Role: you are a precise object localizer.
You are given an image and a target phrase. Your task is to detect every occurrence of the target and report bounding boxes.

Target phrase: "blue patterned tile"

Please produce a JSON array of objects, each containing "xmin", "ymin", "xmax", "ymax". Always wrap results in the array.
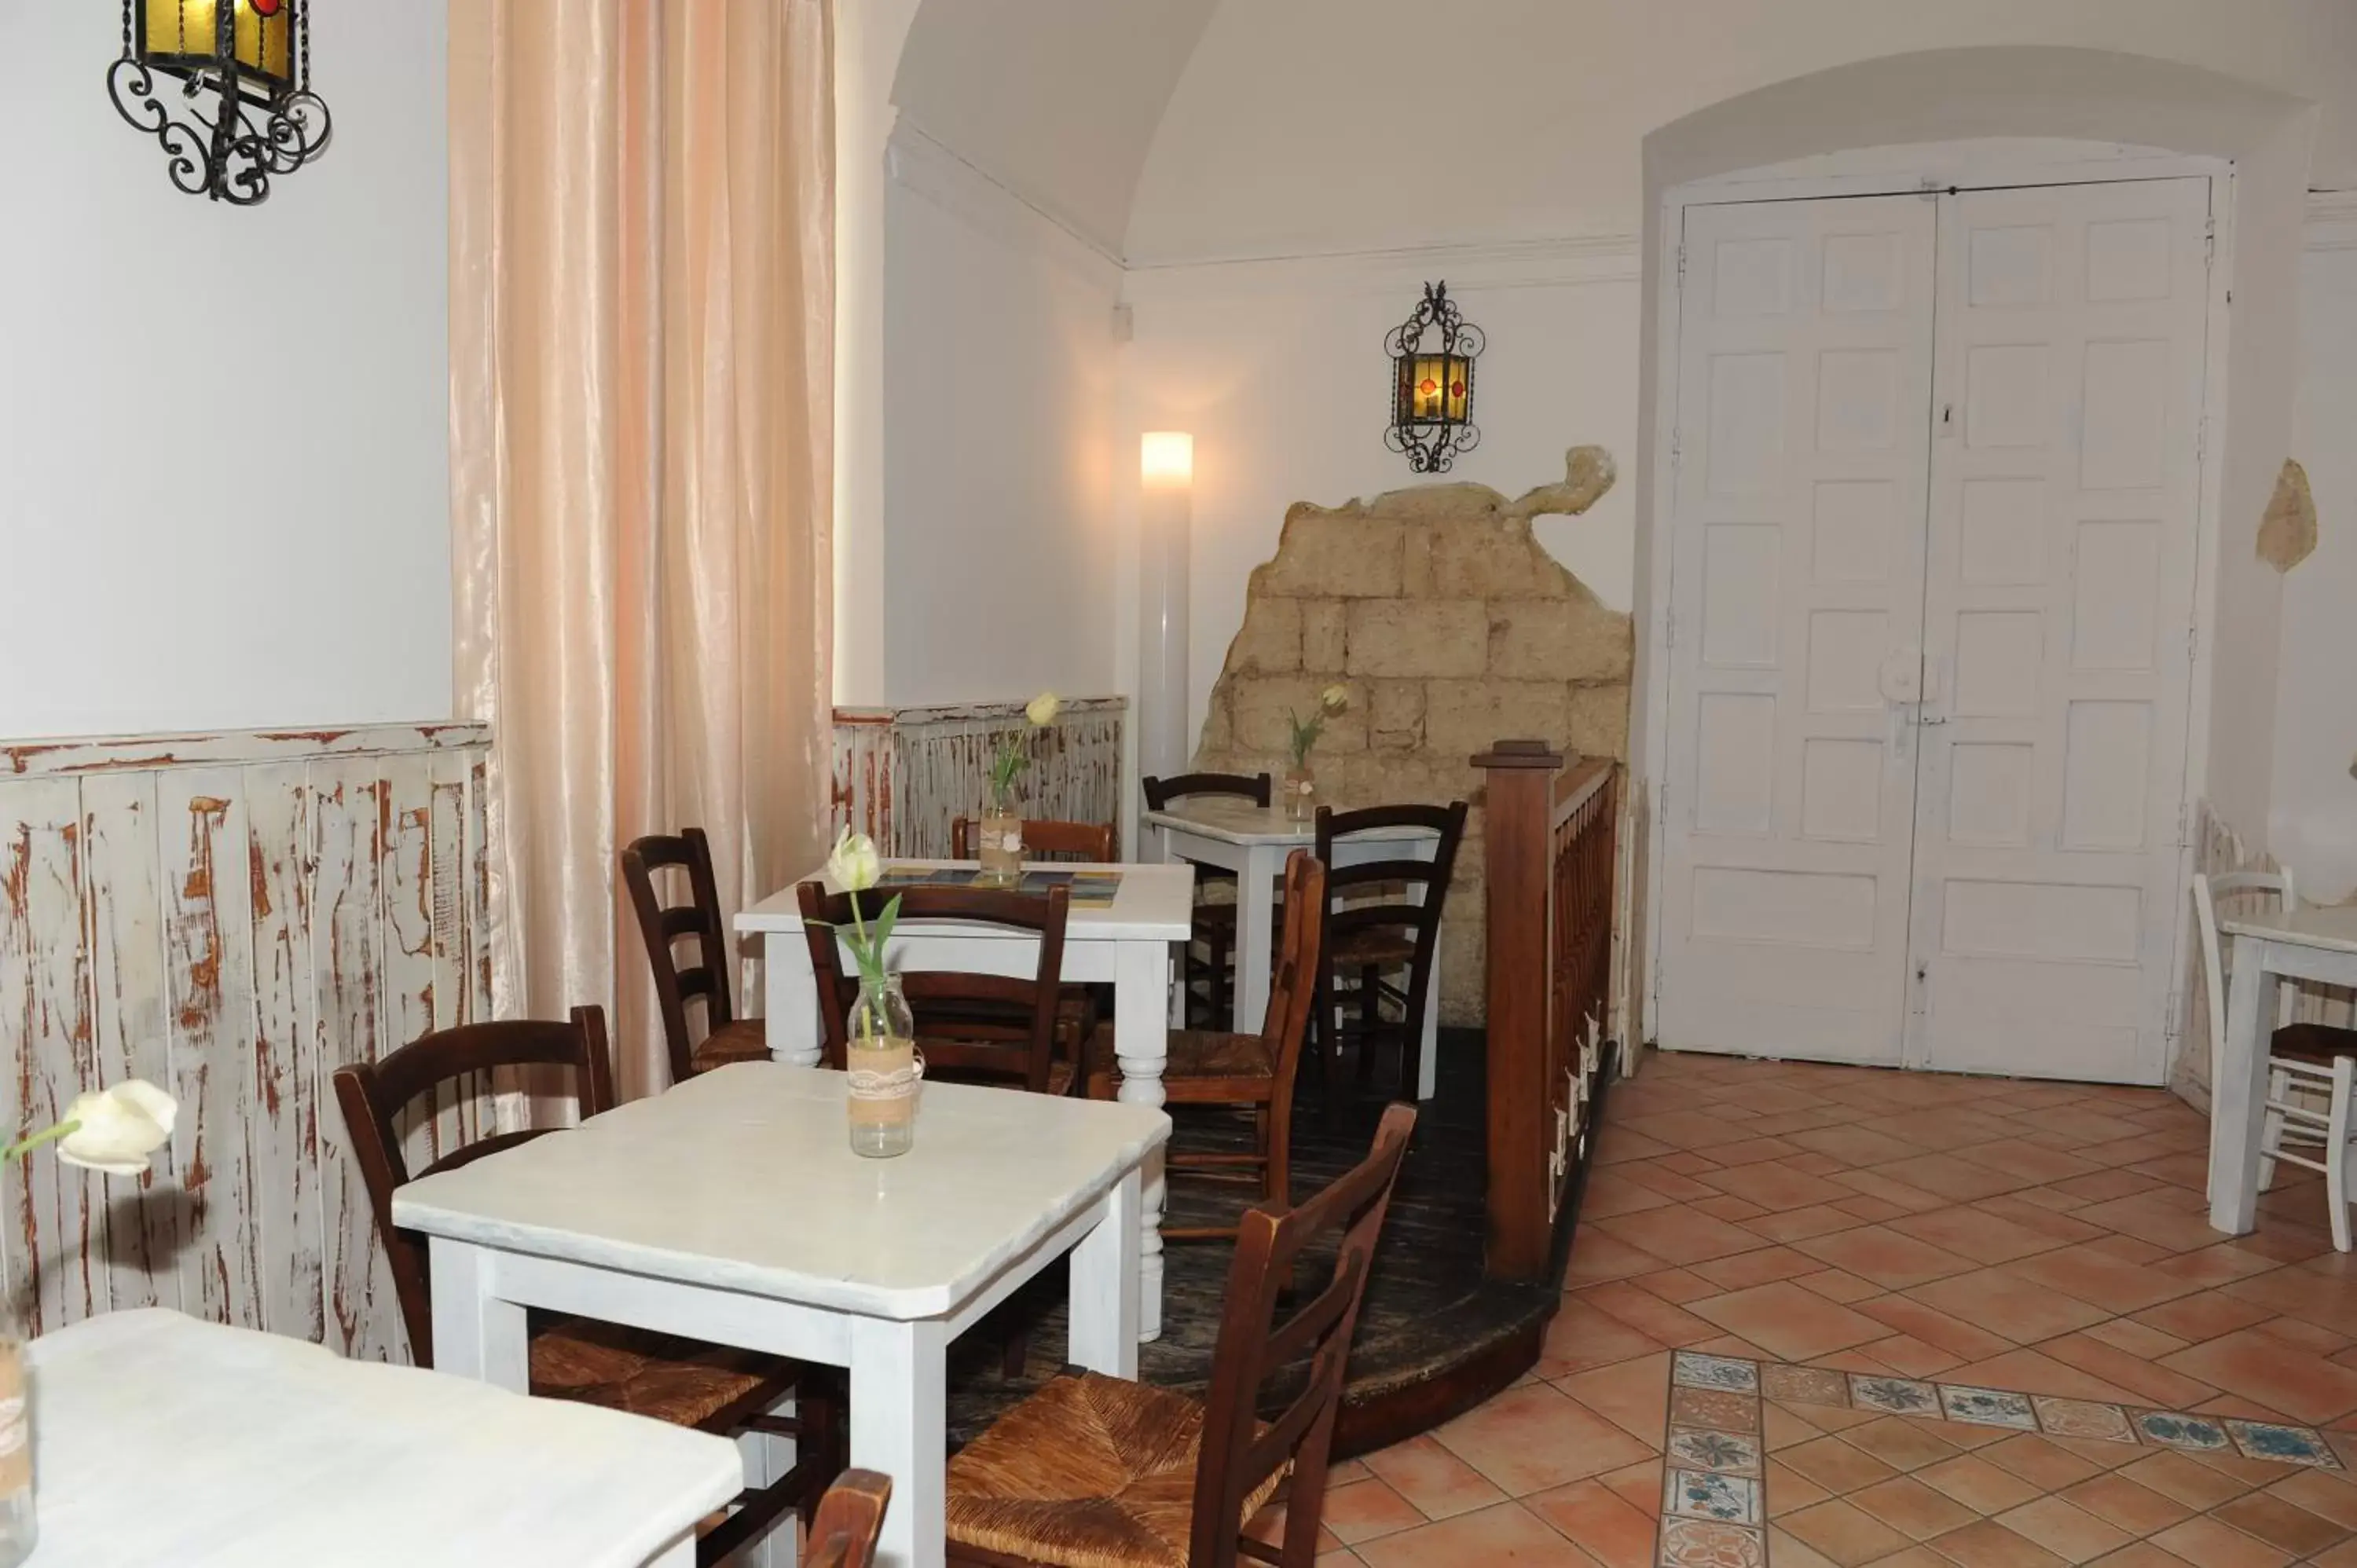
[
  {"xmin": 1938, "ymin": 1386, "xmax": 2038, "ymax": 1430},
  {"xmin": 1666, "ymin": 1427, "xmax": 1761, "ymax": 1478},
  {"xmin": 2226, "ymin": 1419, "xmax": 2342, "ymax": 1469},
  {"xmin": 1849, "ymin": 1376, "xmax": 1940, "ymax": 1416},
  {"xmin": 1666, "ymin": 1469, "xmax": 1761, "ymax": 1526},
  {"xmin": 1673, "ymin": 1352, "xmax": 1761, "ymax": 1393},
  {"xmin": 2133, "ymin": 1411, "xmax": 2231, "ymax": 1453}
]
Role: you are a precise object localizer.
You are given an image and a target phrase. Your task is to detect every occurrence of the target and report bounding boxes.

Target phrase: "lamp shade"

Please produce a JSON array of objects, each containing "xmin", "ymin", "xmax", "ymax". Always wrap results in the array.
[
  {"xmin": 139, "ymin": 0, "xmax": 296, "ymax": 100},
  {"xmin": 1141, "ymin": 432, "xmax": 1194, "ymax": 487}
]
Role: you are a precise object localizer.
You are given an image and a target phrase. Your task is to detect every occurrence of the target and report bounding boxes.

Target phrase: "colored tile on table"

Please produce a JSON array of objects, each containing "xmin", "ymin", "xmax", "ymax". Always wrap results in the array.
[
  {"xmin": 1664, "ymin": 1469, "xmax": 1760, "ymax": 1526},
  {"xmin": 1850, "ymin": 1375, "xmax": 1941, "ymax": 1417},
  {"xmin": 1941, "ymin": 1386, "xmax": 2040, "ymax": 1431},
  {"xmin": 2132, "ymin": 1409, "xmax": 2232, "ymax": 1452},
  {"xmin": 1761, "ymin": 1362, "xmax": 1851, "ymax": 1408},
  {"xmin": 1664, "ymin": 1427, "xmax": 1761, "ymax": 1478},
  {"xmin": 2227, "ymin": 1418, "xmax": 2344, "ymax": 1469},
  {"xmin": 2030, "ymin": 1397, "xmax": 2137, "ymax": 1444},
  {"xmin": 1672, "ymin": 1351, "xmax": 1760, "ymax": 1394}
]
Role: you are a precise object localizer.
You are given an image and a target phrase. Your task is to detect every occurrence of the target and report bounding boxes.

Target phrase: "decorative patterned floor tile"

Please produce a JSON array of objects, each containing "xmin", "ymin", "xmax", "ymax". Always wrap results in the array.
[
  {"xmin": 1655, "ymin": 1516, "xmax": 1765, "ymax": 1568},
  {"xmin": 1666, "ymin": 1427, "xmax": 1761, "ymax": 1478},
  {"xmin": 1672, "ymin": 1351, "xmax": 1761, "ymax": 1393},
  {"xmin": 1669, "ymin": 1386, "xmax": 1759, "ymax": 1434},
  {"xmin": 1665, "ymin": 1469, "xmax": 1760, "ymax": 1526},
  {"xmin": 1760, "ymin": 1363, "xmax": 1849, "ymax": 1407},
  {"xmin": 2135, "ymin": 1410, "xmax": 2233, "ymax": 1452},
  {"xmin": 1937, "ymin": 1386, "xmax": 2040, "ymax": 1430},
  {"xmin": 2031, "ymin": 1396, "xmax": 2138, "ymax": 1443},
  {"xmin": 1849, "ymin": 1375, "xmax": 1941, "ymax": 1416},
  {"xmin": 2227, "ymin": 1419, "xmax": 2342, "ymax": 1468}
]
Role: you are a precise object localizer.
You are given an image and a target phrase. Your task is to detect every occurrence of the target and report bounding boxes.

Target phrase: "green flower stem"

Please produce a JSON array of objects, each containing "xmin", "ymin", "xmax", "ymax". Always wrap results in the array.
[{"xmin": 3, "ymin": 1119, "xmax": 79, "ymax": 1163}]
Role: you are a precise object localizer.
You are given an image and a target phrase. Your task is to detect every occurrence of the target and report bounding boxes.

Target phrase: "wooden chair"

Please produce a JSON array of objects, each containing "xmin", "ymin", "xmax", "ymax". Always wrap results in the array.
[
  {"xmin": 806, "ymin": 1469, "xmax": 893, "ymax": 1568},
  {"xmin": 951, "ymin": 815, "xmax": 1116, "ymax": 862},
  {"xmin": 943, "ymin": 1101, "xmax": 1418, "ymax": 1567},
  {"xmin": 1143, "ymin": 771, "xmax": 1273, "ymax": 1029},
  {"xmin": 329, "ymin": 1009, "xmax": 840, "ymax": 1562},
  {"xmin": 621, "ymin": 829, "xmax": 770, "ymax": 1085},
  {"xmin": 1312, "ymin": 801, "xmax": 1468, "ymax": 1102},
  {"xmin": 1093, "ymin": 851, "xmax": 1325, "ymax": 1242},
  {"xmin": 799, "ymin": 881, "xmax": 1078, "ymax": 1096},
  {"xmin": 2192, "ymin": 870, "xmax": 2357, "ymax": 1250}
]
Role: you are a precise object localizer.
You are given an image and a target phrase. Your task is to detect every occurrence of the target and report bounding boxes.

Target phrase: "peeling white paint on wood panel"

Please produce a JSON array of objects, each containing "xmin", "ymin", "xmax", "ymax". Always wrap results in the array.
[
  {"xmin": 0, "ymin": 730, "xmax": 491, "ymax": 1363},
  {"xmin": 830, "ymin": 698, "xmax": 1127, "ymax": 858}
]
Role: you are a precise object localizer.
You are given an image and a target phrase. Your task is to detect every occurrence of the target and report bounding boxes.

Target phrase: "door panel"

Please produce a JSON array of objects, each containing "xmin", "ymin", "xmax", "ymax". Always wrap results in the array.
[
  {"xmin": 1906, "ymin": 180, "xmax": 2210, "ymax": 1083},
  {"xmin": 1656, "ymin": 196, "xmax": 1937, "ymax": 1063}
]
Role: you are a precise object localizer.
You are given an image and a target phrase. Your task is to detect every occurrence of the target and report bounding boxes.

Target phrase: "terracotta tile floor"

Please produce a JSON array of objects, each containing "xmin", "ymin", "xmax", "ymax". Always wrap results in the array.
[{"xmin": 1304, "ymin": 1050, "xmax": 2357, "ymax": 1566}]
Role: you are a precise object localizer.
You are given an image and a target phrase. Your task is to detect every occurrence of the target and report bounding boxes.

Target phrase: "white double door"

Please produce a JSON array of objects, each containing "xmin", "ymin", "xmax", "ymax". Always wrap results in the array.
[{"xmin": 1657, "ymin": 178, "xmax": 2210, "ymax": 1083}]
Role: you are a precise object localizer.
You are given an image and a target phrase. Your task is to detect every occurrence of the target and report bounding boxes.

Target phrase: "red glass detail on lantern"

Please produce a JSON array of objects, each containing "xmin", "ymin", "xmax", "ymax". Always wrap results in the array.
[
  {"xmin": 253, "ymin": 0, "xmax": 284, "ymax": 13},
  {"xmin": 1417, "ymin": 377, "xmax": 1439, "ymax": 397}
]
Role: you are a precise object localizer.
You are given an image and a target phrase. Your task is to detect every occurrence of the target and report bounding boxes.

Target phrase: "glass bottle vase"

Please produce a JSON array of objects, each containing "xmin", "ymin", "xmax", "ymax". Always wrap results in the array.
[
  {"xmin": 0, "ymin": 1299, "xmax": 31, "ymax": 1567},
  {"xmin": 845, "ymin": 976, "xmax": 921, "ymax": 1159},
  {"xmin": 1283, "ymin": 761, "xmax": 1318, "ymax": 822},
  {"xmin": 977, "ymin": 799, "xmax": 1024, "ymax": 887}
]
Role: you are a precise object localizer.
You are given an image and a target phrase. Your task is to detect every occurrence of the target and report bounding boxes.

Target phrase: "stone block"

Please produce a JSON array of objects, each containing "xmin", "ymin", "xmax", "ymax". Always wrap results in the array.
[
  {"xmin": 1428, "ymin": 518, "xmax": 1574, "ymax": 600},
  {"xmin": 1193, "ymin": 689, "xmax": 1233, "ymax": 759},
  {"xmin": 1369, "ymin": 680, "xmax": 1426, "ymax": 752},
  {"xmin": 1225, "ymin": 597, "xmax": 1302, "ymax": 675},
  {"xmin": 1439, "ymin": 894, "xmax": 1485, "ymax": 1026},
  {"xmin": 1568, "ymin": 682, "xmax": 1632, "ymax": 760},
  {"xmin": 1227, "ymin": 676, "xmax": 1369, "ymax": 757},
  {"xmin": 1300, "ymin": 599, "xmax": 1347, "ymax": 672},
  {"xmin": 1256, "ymin": 504, "xmax": 1403, "ymax": 599},
  {"xmin": 1399, "ymin": 523, "xmax": 1435, "ymax": 598},
  {"xmin": 1362, "ymin": 482, "xmax": 1510, "ymax": 526},
  {"xmin": 1333, "ymin": 750, "xmax": 1483, "ymax": 811},
  {"xmin": 1421, "ymin": 679, "xmax": 1574, "ymax": 760},
  {"xmin": 1487, "ymin": 599, "xmax": 1633, "ymax": 683},
  {"xmin": 1344, "ymin": 600, "xmax": 1487, "ymax": 679}
]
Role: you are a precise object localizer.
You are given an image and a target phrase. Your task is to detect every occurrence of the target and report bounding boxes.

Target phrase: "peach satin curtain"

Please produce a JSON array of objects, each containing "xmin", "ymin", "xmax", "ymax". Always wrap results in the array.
[{"xmin": 449, "ymin": 0, "xmax": 834, "ymax": 1099}]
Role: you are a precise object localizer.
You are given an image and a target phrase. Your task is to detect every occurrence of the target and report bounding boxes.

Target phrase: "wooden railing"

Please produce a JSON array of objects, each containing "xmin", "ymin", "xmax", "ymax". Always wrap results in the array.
[{"xmin": 1473, "ymin": 742, "xmax": 1619, "ymax": 1283}]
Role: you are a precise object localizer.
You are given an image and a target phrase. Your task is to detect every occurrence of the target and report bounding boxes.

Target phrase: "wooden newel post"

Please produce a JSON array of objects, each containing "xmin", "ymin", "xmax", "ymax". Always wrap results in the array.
[{"xmin": 1472, "ymin": 738, "xmax": 1563, "ymax": 1283}]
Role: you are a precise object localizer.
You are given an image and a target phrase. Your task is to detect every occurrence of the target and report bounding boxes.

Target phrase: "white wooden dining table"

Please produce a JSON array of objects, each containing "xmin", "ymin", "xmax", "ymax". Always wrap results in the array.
[
  {"xmin": 2209, "ymin": 900, "xmax": 2357, "ymax": 1234},
  {"xmin": 395, "ymin": 1063, "xmax": 1169, "ymax": 1568},
  {"xmin": 24, "ymin": 1306, "xmax": 742, "ymax": 1567},
  {"xmin": 1143, "ymin": 797, "xmax": 1446, "ymax": 1100},
  {"xmin": 736, "ymin": 857, "xmax": 1194, "ymax": 1340}
]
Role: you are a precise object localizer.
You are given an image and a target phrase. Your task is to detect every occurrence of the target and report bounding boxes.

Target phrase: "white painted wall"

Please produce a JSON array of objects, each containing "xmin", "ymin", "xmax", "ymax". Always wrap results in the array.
[
  {"xmin": 1, "ymin": 2, "xmax": 450, "ymax": 738},
  {"xmin": 879, "ymin": 129, "xmax": 1124, "ymax": 705},
  {"xmin": 2272, "ymin": 208, "xmax": 2357, "ymax": 903},
  {"xmin": 1121, "ymin": 244, "xmax": 1644, "ymax": 742},
  {"xmin": 1129, "ymin": 1, "xmax": 2357, "ymax": 262}
]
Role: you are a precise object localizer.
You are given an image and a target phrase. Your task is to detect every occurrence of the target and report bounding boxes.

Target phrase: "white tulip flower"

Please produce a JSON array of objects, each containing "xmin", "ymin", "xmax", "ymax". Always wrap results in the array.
[
  {"xmin": 53, "ymin": 1081, "xmax": 178, "ymax": 1175},
  {"xmin": 1320, "ymin": 684, "xmax": 1350, "ymax": 713},
  {"xmin": 1025, "ymin": 691, "xmax": 1061, "ymax": 727},
  {"xmin": 827, "ymin": 826, "xmax": 883, "ymax": 892}
]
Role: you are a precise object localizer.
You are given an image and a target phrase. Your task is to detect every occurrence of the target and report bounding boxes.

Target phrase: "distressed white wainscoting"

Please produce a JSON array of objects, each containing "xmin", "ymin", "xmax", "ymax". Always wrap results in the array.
[
  {"xmin": 830, "ymin": 698, "xmax": 1127, "ymax": 856},
  {"xmin": 0, "ymin": 724, "xmax": 493, "ymax": 1360}
]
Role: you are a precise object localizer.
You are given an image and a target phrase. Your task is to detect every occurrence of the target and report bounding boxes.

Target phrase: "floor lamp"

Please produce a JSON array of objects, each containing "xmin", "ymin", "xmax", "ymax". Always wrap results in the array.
[{"xmin": 1138, "ymin": 433, "xmax": 1193, "ymax": 782}]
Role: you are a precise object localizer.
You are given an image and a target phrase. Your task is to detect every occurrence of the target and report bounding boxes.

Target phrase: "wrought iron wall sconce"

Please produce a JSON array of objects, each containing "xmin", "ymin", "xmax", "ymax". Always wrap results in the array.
[
  {"xmin": 108, "ymin": 0, "xmax": 332, "ymax": 205},
  {"xmin": 1385, "ymin": 281, "xmax": 1483, "ymax": 474}
]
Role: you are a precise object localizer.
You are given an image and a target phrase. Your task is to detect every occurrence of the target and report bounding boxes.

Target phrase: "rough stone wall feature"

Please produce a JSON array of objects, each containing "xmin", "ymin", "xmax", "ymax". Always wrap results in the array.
[
  {"xmin": 1192, "ymin": 446, "xmax": 1629, "ymax": 1024},
  {"xmin": 2257, "ymin": 457, "xmax": 2318, "ymax": 572}
]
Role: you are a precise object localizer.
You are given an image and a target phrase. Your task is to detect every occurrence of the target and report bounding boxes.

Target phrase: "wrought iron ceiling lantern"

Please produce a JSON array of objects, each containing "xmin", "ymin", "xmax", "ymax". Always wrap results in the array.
[
  {"xmin": 109, "ymin": 0, "xmax": 332, "ymax": 205},
  {"xmin": 1385, "ymin": 280, "xmax": 1483, "ymax": 474}
]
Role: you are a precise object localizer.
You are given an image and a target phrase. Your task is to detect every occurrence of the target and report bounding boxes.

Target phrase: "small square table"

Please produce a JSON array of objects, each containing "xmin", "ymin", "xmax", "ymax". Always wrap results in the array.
[
  {"xmin": 395, "ymin": 1064, "xmax": 1170, "ymax": 1568},
  {"xmin": 27, "ymin": 1307, "xmax": 741, "ymax": 1567},
  {"xmin": 1143, "ymin": 798, "xmax": 1446, "ymax": 1100},
  {"xmin": 737, "ymin": 858, "xmax": 1194, "ymax": 1339},
  {"xmin": 2209, "ymin": 900, "xmax": 2357, "ymax": 1234}
]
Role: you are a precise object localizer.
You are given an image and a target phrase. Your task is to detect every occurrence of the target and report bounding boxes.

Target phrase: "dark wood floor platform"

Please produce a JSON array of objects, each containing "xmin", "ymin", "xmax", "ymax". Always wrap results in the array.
[{"xmin": 945, "ymin": 1030, "xmax": 1572, "ymax": 1457}]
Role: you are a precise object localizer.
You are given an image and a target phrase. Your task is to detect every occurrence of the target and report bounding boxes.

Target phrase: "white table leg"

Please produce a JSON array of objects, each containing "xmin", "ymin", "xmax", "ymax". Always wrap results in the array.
[
  {"xmin": 1067, "ymin": 1169, "xmax": 1142, "ymax": 1379},
  {"xmin": 1233, "ymin": 844, "xmax": 1280, "ymax": 1035},
  {"xmin": 765, "ymin": 929, "xmax": 824, "ymax": 1068},
  {"xmin": 850, "ymin": 1317, "xmax": 948, "ymax": 1568},
  {"xmin": 1113, "ymin": 939, "xmax": 1170, "ymax": 1343},
  {"xmin": 2209, "ymin": 935, "xmax": 2274, "ymax": 1234},
  {"xmin": 1159, "ymin": 826, "xmax": 1189, "ymax": 1031},
  {"xmin": 738, "ymin": 1387, "xmax": 803, "ymax": 1568},
  {"xmin": 426, "ymin": 1238, "xmax": 529, "ymax": 1392}
]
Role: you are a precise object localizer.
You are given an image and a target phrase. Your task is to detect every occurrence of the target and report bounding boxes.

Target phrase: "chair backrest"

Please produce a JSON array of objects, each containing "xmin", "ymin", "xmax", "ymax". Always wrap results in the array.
[
  {"xmin": 1313, "ymin": 801, "xmax": 1470, "ymax": 1029},
  {"xmin": 620, "ymin": 828, "xmax": 738, "ymax": 1086},
  {"xmin": 330, "ymin": 1009, "xmax": 615, "ymax": 1368},
  {"xmin": 1255, "ymin": 852, "xmax": 1328, "ymax": 1185},
  {"xmin": 804, "ymin": 1469, "xmax": 893, "ymax": 1568},
  {"xmin": 797, "ymin": 881, "xmax": 1072, "ymax": 1093},
  {"xmin": 949, "ymin": 815, "xmax": 1116, "ymax": 863},
  {"xmin": 1142, "ymin": 771, "xmax": 1272, "ymax": 811},
  {"xmin": 1190, "ymin": 1101, "xmax": 1417, "ymax": 1567},
  {"xmin": 2191, "ymin": 868, "xmax": 2297, "ymax": 1094}
]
